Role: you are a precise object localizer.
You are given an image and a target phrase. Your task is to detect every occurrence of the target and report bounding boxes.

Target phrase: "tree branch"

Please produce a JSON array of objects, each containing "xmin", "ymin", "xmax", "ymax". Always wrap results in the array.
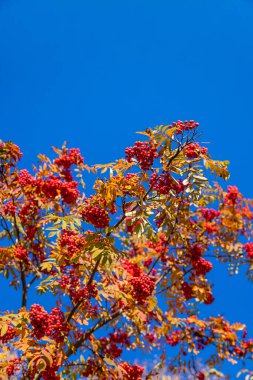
[
  {"xmin": 67, "ymin": 256, "xmax": 101, "ymax": 323},
  {"xmin": 66, "ymin": 310, "xmax": 122, "ymax": 358}
]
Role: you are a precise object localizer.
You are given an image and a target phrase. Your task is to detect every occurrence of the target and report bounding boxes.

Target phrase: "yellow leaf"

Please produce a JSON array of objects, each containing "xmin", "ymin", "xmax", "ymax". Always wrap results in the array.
[
  {"xmin": 0, "ymin": 324, "xmax": 8, "ymax": 337},
  {"xmin": 147, "ymin": 297, "xmax": 156, "ymax": 312},
  {"xmin": 51, "ymin": 146, "xmax": 62, "ymax": 155},
  {"xmin": 136, "ymin": 131, "xmax": 151, "ymax": 137},
  {"xmin": 41, "ymin": 349, "xmax": 53, "ymax": 367},
  {"xmin": 204, "ymin": 158, "xmax": 230, "ymax": 180},
  {"xmin": 231, "ymin": 322, "xmax": 245, "ymax": 331},
  {"xmin": 165, "ymin": 126, "xmax": 177, "ymax": 137},
  {"xmin": 104, "ymin": 356, "xmax": 116, "ymax": 366}
]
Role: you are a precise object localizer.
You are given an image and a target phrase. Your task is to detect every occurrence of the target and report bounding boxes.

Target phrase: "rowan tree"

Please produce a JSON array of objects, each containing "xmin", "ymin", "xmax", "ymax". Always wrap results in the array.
[{"xmin": 0, "ymin": 121, "xmax": 253, "ymax": 379}]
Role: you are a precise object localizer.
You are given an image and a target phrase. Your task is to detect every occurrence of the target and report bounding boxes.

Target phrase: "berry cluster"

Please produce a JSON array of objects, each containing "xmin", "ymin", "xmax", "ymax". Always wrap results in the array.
[
  {"xmin": 195, "ymin": 335, "xmax": 209, "ymax": 350},
  {"xmin": 0, "ymin": 324, "xmax": 16, "ymax": 343},
  {"xmin": 18, "ymin": 171, "xmax": 79, "ymax": 205},
  {"xmin": 244, "ymin": 242, "xmax": 253, "ymax": 259},
  {"xmin": 188, "ymin": 244, "xmax": 203, "ymax": 260},
  {"xmin": 119, "ymin": 362, "xmax": 144, "ymax": 380},
  {"xmin": 6, "ymin": 358, "xmax": 22, "ymax": 377},
  {"xmin": 193, "ymin": 257, "xmax": 213, "ymax": 276},
  {"xmin": 143, "ymin": 257, "xmax": 153, "ymax": 268},
  {"xmin": 30, "ymin": 242, "xmax": 45, "ymax": 262},
  {"xmin": 241, "ymin": 205, "xmax": 253, "ymax": 220},
  {"xmin": 60, "ymin": 273, "xmax": 81, "ymax": 301},
  {"xmin": 48, "ymin": 308, "xmax": 70, "ymax": 343},
  {"xmin": 233, "ymin": 345, "xmax": 245, "ymax": 358},
  {"xmin": 200, "ymin": 208, "xmax": 220, "ymax": 221},
  {"xmin": 18, "ymin": 200, "xmax": 39, "ymax": 225},
  {"xmin": 182, "ymin": 282, "xmax": 214, "ymax": 304},
  {"xmin": 54, "ymin": 148, "xmax": 84, "ymax": 180},
  {"xmin": 18, "ymin": 169, "xmax": 35, "ymax": 187},
  {"xmin": 3, "ymin": 201, "xmax": 16, "ymax": 216},
  {"xmin": 204, "ymin": 222, "xmax": 219, "ymax": 234},
  {"xmin": 39, "ymin": 176, "xmax": 61, "ymax": 199},
  {"xmin": 29, "ymin": 304, "xmax": 69, "ymax": 343},
  {"xmin": 0, "ymin": 141, "xmax": 22, "ymax": 166},
  {"xmin": 54, "ymin": 148, "xmax": 84, "ymax": 168},
  {"xmin": 150, "ymin": 172, "xmax": 184, "ymax": 195},
  {"xmin": 241, "ymin": 337, "xmax": 253, "ymax": 354},
  {"xmin": 41, "ymin": 360, "xmax": 60, "ymax": 380},
  {"xmin": 82, "ymin": 359, "xmax": 97, "ymax": 378},
  {"xmin": 167, "ymin": 330, "xmax": 181, "ymax": 346},
  {"xmin": 182, "ymin": 281, "xmax": 193, "ymax": 300},
  {"xmin": 125, "ymin": 141, "xmax": 157, "ymax": 170},
  {"xmin": 122, "ymin": 260, "xmax": 142, "ymax": 277},
  {"xmin": 81, "ymin": 198, "xmax": 109, "ymax": 229},
  {"xmin": 25, "ymin": 225, "xmax": 37, "ymax": 241},
  {"xmin": 60, "ymin": 181, "xmax": 79, "ymax": 204},
  {"xmin": 84, "ymin": 284, "xmax": 98, "ymax": 299},
  {"xmin": 130, "ymin": 274, "xmax": 155, "ymax": 304},
  {"xmin": 173, "ymin": 120, "xmax": 199, "ymax": 134},
  {"xmin": 225, "ymin": 185, "xmax": 241, "ymax": 205},
  {"xmin": 204, "ymin": 290, "xmax": 214, "ymax": 305},
  {"xmin": 184, "ymin": 245, "xmax": 214, "ymax": 303},
  {"xmin": 29, "ymin": 304, "xmax": 50, "ymax": 340},
  {"xmin": 125, "ymin": 218, "xmax": 142, "ymax": 234},
  {"xmin": 41, "ymin": 176, "xmax": 79, "ymax": 204},
  {"xmin": 121, "ymin": 259, "xmax": 155, "ymax": 303},
  {"xmin": 99, "ymin": 337, "xmax": 123, "ymax": 359},
  {"xmin": 18, "ymin": 200, "xmax": 40, "ymax": 243},
  {"xmin": 125, "ymin": 172, "xmax": 140, "ymax": 181},
  {"xmin": 147, "ymin": 233, "xmax": 168, "ymax": 263},
  {"xmin": 60, "ymin": 271, "xmax": 97, "ymax": 303},
  {"xmin": 15, "ymin": 245, "xmax": 29, "ymax": 262},
  {"xmin": 184, "ymin": 143, "xmax": 208, "ymax": 159},
  {"xmin": 59, "ymin": 230, "xmax": 86, "ymax": 259},
  {"xmin": 120, "ymin": 173, "xmax": 144, "ymax": 197},
  {"xmin": 109, "ymin": 330, "xmax": 130, "ymax": 346},
  {"xmin": 145, "ymin": 332, "xmax": 157, "ymax": 344}
]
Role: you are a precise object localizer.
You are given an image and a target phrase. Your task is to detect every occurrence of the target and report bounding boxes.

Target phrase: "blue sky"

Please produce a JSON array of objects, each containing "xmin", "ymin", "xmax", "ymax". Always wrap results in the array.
[{"xmin": 0, "ymin": 0, "xmax": 253, "ymax": 376}]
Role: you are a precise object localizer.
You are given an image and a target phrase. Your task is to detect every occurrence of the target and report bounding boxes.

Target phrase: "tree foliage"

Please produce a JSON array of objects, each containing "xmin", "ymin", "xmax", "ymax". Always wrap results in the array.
[{"xmin": 0, "ymin": 121, "xmax": 253, "ymax": 379}]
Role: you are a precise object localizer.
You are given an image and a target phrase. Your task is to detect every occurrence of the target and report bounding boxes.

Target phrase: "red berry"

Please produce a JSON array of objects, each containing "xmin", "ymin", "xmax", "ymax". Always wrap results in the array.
[
  {"xmin": 125, "ymin": 141, "xmax": 157, "ymax": 170},
  {"xmin": 120, "ymin": 362, "xmax": 144, "ymax": 380}
]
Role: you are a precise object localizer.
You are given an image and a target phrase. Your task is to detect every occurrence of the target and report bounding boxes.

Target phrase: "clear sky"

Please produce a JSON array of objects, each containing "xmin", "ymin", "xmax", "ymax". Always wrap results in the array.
[{"xmin": 0, "ymin": 0, "xmax": 253, "ymax": 376}]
